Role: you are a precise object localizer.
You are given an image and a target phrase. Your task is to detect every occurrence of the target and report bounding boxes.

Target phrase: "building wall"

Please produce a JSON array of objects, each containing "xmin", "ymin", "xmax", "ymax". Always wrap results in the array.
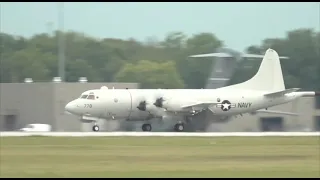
[
  {"xmin": 313, "ymin": 96, "xmax": 320, "ymax": 130},
  {"xmin": 0, "ymin": 83, "xmax": 55, "ymax": 131}
]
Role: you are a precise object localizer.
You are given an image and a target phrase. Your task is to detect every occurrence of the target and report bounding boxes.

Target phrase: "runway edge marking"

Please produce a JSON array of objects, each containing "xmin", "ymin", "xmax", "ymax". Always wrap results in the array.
[{"xmin": 0, "ymin": 132, "xmax": 319, "ymax": 137}]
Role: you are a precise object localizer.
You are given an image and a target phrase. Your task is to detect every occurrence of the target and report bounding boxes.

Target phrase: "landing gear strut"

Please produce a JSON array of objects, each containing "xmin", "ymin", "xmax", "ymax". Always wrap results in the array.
[
  {"xmin": 185, "ymin": 116, "xmax": 192, "ymax": 123},
  {"xmin": 174, "ymin": 123, "xmax": 185, "ymax": 132},
  {"xmin": 142, "ymin": 123, "xmax": 152, "ymax": 132},
  {"xmin": 173, "ymin": 116, "xmax": 191, "ymax": 132},
  {"xmin": 92, "ymin": 123, "xmax": 100, "ymax": 132}
]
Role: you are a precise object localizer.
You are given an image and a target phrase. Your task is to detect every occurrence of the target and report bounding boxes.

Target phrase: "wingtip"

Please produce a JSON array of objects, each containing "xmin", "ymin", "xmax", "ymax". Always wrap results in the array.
[{"xmin": 315, "ymin": 91, "xmax": 320, "ymax": 96}]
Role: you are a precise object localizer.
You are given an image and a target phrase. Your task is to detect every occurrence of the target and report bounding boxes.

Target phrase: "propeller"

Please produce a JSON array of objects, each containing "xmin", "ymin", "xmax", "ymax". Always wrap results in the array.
[
  {"xmin": 136, "ymin": 90, "xmax": 168, "ymax": 113},
  {"xmin": 153, "ymin": 97, "xmax": 165, "ymax": 108},
  {"xmin": 137, "ymin": 100, "xmax": 147, "ymax": 111},
  {"xmin": 136, "ymin": 98, "xmax": 167, "ymax": 118}
]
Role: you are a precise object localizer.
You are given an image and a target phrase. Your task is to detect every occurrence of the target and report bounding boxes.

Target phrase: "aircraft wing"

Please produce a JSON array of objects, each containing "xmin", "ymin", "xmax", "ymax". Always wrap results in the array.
[
  {"xmin": 189, "ymin": 53, "xmax": 232, "ymax": 58},
  {"xmin": 264, "ymin": 88, "xmax": 300, "ymax": 98},
  {"xmin": 255, "ymin": 109, "xmax": 299, "ymax": 116},
  {"xmin": 181, "ymin": 102, "xmax": 219, "ymax": 109}
]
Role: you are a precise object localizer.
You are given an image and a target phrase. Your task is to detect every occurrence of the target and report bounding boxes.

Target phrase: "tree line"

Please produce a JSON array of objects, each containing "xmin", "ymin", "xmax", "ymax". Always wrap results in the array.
[{"xmin": 0, "ymin": 28, "xmax": 319, "ymax": 90}]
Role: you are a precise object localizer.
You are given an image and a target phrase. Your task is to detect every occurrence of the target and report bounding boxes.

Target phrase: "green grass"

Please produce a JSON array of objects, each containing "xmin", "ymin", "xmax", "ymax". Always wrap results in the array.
[{"xmin": 0, "ymin": 136, "xmax": 319, "ymax": 178}]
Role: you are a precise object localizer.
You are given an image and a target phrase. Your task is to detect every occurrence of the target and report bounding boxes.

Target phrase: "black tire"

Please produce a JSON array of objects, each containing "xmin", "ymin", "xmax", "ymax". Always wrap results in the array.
[
  {"xmin": 142, "ymin": 124, "xmax": 152, "ymax": 132},
  {"xmin": 174, "ymin": 123, "xmax": 184, "ymax": 132},
  {"xmin": 92, "ymin": 125, "xmax": 99, "ymax": 132}
]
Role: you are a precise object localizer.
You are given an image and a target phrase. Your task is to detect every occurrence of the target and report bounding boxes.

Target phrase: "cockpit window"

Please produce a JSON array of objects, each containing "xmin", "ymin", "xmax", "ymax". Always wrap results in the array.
[
  {"xmin": 80, "ymin": 95, "xmax": 88, "ymax": 99},
  {"xmin": 87, "ymin": 95, "xmax": 95, "ymax": 100}
]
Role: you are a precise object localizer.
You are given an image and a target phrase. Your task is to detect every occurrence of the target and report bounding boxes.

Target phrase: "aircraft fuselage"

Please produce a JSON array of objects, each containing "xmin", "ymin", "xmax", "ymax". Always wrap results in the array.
[{"xmin": 65, "ymin": 88, "xmax": 299, "ymax": 121}]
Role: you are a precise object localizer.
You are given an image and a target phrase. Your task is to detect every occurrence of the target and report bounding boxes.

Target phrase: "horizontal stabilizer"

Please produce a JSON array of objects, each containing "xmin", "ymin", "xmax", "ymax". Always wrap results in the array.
[
  {"xmin": 189, "ymin": 52, "xmax": 289, "ymax": 59},
  {"xmin": 255, "ymin": 109, "xmax": 299, "ymax": 116},
  {"xmin": 189, "ymin": 53, "xmax": 232, "ymax": 58},
  {"xmin": 242, "ymin": 54, "xmax": 264, "ymax": 58},
  {"xmin": 264, "ymin": 88, "xmax": 300, "ymax": 98}
]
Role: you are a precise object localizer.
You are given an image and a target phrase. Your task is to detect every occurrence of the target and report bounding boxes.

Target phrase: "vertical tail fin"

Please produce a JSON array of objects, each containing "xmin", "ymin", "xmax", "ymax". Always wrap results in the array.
[{"xmin": 226, "ymin": 49, "xmax": 285, "ymax": 92}]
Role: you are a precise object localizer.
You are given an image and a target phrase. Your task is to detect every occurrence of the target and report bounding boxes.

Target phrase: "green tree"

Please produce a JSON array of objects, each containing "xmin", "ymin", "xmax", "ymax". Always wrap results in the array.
[
  {"xmin": 245, "ymin": 28, "xmax": 320, "ymax": 90},
  {"xmin": 115, "ymin": 60, "xmax": 184, "ymax": 89},
  {"xmin": 2, "ymin": 28, "xmax": 317, "ymax": 90},
  {"xmin": 65, "ymin": 58, "xmax": 100, "ymax": 82},
  {"xmin": 5, "ymin": 47, "xmax": 51, "ymax": 82},
  {"xmin": 176, "ymin": 32, "xmax": 223, "ymax": 88},
  {"xmin": 162, "ymin": 31, "xmax": 187, "ymax": 49}
]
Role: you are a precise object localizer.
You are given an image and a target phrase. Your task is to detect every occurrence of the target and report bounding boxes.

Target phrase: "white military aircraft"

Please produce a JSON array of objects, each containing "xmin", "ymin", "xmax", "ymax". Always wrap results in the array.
[{"xmin": 65, "ymin": 49, "xmax": 319, "ymax": 132}]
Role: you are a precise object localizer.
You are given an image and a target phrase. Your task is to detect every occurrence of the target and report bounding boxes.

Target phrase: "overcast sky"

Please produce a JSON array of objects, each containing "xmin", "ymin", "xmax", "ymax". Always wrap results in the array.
[{"xmin": 1, "ymin": 2, "xmax": 319, "ymax": 51}]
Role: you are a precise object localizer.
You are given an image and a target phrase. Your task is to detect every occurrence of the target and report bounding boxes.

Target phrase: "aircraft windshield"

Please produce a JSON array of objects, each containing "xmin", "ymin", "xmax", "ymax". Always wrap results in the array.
[
  {"xmin": 87, "ymin": 95, "xmax": 95, "ymax": 100},
  {"xmin": 79, "ymin": 92, "xmax": 96, "ymax": 100},
  {"xmin": 80, "ymin": 95, "xmax": 88, "ymax": 99}
]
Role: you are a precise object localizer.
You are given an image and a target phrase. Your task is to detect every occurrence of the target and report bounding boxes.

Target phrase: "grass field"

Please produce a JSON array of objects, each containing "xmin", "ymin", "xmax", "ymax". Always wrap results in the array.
[{"xmin": 0, "ymin": 136, "xmax": 319, "ymax": 178}]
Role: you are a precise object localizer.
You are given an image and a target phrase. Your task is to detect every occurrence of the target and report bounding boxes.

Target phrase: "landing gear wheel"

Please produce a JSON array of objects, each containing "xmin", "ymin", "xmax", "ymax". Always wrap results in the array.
[
  {"xmin": 142, "ymin": 124, "xmax": 152, "ymax": 132},
  {"xmin": 92, "ymin": 125, "xmax": 99, "ymax": 132},
  {"xmin": 174, "ymin": 123, "xmax": 185, "ymax": 132}
]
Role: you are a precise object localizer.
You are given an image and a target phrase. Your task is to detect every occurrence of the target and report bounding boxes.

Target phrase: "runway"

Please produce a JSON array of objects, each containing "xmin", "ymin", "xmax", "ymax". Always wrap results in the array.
[{"xmin": 0, "ymin": 131, "xmax": 319, "ymax": 137}]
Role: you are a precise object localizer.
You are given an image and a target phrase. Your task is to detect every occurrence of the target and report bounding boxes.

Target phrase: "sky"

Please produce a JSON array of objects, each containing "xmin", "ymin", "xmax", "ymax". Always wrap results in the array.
[{"xmin": 0, "ymin": 2, "xmax": 319, "ymax": 51}]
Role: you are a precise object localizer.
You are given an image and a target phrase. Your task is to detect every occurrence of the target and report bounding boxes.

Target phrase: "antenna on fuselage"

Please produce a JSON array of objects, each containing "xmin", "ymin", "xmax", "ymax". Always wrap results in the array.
[{"xmin": 101, "ymin": 86, "xmax": 108, "ymax": 90}]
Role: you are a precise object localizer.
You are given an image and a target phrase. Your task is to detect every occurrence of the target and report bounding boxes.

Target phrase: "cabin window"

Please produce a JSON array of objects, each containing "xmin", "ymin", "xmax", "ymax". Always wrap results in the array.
[
  {"xmin": 80, "ymin": 95, "xmax": 88, "ymax": 99},
  {"xmin": 87, "ymin": 95, "xmax": 95, "ymax": 100}
]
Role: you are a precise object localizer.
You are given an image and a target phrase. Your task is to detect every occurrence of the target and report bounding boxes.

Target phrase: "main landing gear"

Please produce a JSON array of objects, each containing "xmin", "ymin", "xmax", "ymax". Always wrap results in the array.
[
  {"xmin": 141, "ymin": 122, "xmax": 185, "ymax": 132},
  {"xmin": 92, "ymin": 123, "xmax": 100, "ymax": 132},
  {"xmin": 174, "ymin": 122, "xmax": 185, "ymax": 132},
  {"xmin": 141, "ymin": 123, "xmax": 152, "ymax": 131},
  {"xmin": 173, "ymin": 116, "xmax": 190, "ymax": 132}
]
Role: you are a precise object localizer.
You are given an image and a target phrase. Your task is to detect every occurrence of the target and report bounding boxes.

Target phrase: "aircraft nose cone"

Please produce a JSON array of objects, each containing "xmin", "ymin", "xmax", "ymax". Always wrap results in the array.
[{"xmin": 65, "ymin": 101, "xmax": 76, "ymax": 114}]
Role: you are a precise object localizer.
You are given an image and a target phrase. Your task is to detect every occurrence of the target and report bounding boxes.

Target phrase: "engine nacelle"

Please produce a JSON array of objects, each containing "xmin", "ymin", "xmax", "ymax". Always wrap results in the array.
[
  {"xmin": 137, "ymin": 100, "xmax": 165, "ymax": 117},
  {"xmin": 137, "ymin": 93, "xmax": 188, "ymax": 115}
]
